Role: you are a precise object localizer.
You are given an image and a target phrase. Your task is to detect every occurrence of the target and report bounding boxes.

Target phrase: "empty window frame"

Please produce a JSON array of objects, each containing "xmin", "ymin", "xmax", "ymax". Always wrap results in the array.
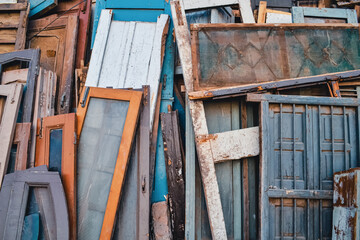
[
  {"xmin": 35, "ymin": 113, "xmax": 76, "ymax": 240},
  {"xmin": 0, "ymin": 166, "xmax": 69, "ymax": 240},
  {"xmin": 292, "ymin": 7, "xmax": 358, "ymax": 24},
  {"xmin": 76, "ymin": 87, "xmax": 142, "ymax": 240}
]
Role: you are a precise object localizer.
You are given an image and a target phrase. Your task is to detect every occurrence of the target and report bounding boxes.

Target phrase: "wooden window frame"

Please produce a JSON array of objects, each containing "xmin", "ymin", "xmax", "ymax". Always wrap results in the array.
[
  {"xmin": 27, "ymin": 13, "xmax": 78, "ymax": 114},
  {"xmin": 13, "ymin": 122, "xmax": 31, "ymax": 171},
  {"xmin": 77, "ymin": 87, "xmax": 142, "ymax": 239},
  {"xmin": 292, "ymin": 6, "xmax": 358, "ymax": 23},
  {"xmin": 0, "ymin": 166, "xmax": 69, "ymax": 240},
  {"xmin": 0, "ymin": 84, "xmax": 23, "ymax": 187},
  {"xmin": 0, "ymin": 49, "xmax": 40, "ymax": 123},
  {"xmin": 35, "ymin": 113, "xmax": 76, "ymax": 240}
]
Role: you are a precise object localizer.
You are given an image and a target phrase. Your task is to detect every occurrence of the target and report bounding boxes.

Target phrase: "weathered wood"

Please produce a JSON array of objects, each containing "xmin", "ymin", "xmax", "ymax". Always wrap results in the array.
[
  {"xmin": 292, "ymin": 7, "xmax": 358, "ymax": 24},
  {"xmin": 0, "ymin": 49, "xmax": 40, "ymax": 123},
  {"xmin": 0, "ymin": 2, "xmax": 28, "ymax": 53},
  {"xmin": 182, "ymin": 0, "xmax": 239, "ymax": 10},
  {"xmin": 0, "ymin": 84, "xmax": 23, "ymax": 187},
  {"xmin": 86, "ymin": 10, "xmax": 169, "ymax": 129},
  {"xmin": 171, "ymin": 1, "xmax": 227, "ymax": 238},
  {"xmin": 161, "ymin": 110, "xmax": 185, "ymax": 239},
  {"xmin": 13, "ymin": 122, "xmax": 31, "ymax": 171},
  {"xmin": 1, "ymin": 68, "xmax": 28, "ymax": 84},
  {"xmin": 35, "ymin": 113, "xmax": 76, "ymax": 240},
  {"xmin": 266, "ymin": 10, "xmax": 292, "ymax": 23},
  {"xmin": 239, "ymin": 0, "xmax": 255, "ymax": 23},
  {"xmin": 29, "ymin": 0, "xmax": 58, "ymax": 18},
  {"xmin": 27, "ymin": 13, "xmax": 78, "ymax": 114},
  {"xmin": 257, "ymin": 1, "xmax": 267, "ymax": 23},
  {"xmin": 188, "ymin": 70, "xmax": 360, "ymax": 100}
]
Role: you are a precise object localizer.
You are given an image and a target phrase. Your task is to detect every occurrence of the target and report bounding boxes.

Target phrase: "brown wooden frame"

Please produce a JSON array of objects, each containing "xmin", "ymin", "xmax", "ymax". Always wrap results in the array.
[
  {"xmin": 0, "ymin": 84, "xmax": 23, "ymax": 187},
  {"xmin": 13, "ymin": 122, "xmax": 31, "ymax": 171},
  {"xmin": 27, "ymin": 12, "xmax": 79, "ymax": 114},
  {"xmin": 0, "ymin": 2, "xmax": 29, "ymax": 53},
  {"xmin": 77, "ymin": 87, "xmax": 142, "ymax": 239},
  {"xmin": 35, "ymin": 113, "xmax": 76, "ymax": 240}
]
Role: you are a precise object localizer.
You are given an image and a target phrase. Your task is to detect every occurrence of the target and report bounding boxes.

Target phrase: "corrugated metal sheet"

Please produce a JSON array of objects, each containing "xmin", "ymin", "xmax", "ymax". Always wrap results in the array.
[
  {"xmin": 248, "ymin": 94, "xmax": 360, "ymax": 239},
  {"xmin": 86, "ymin": 10, "xmax": 169, "ymax": 128}
]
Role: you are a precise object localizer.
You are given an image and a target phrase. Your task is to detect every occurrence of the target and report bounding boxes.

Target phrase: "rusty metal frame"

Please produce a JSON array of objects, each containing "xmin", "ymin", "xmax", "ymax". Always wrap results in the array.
[
  {"xmin": 35, "ymin": 113, "xmax": 76, "ymax": 240},
  {"xmin": 27, "ymin": 13, "xmax": 78, "ymax": 114},
  {"xmin": 0, "ymin": 84, "xmax": 23, "ymax": 187},
  {"xmin": 0, "ymin": 166, "xmax": 69, "ymax": 240},
  {"xmin": 76, "ymin": 87, "xmax": 142, "ymax": 239},
  {"xmin": 171, "ymin": 1, "xmax": 260, "ymax": 238},
  {"xmin": 13, "ymin": 122, "xmax": 31, "ymax": 171},
  {"xmin": 0, "ymin": 49, "xmax": 40, "ymax": 123}
]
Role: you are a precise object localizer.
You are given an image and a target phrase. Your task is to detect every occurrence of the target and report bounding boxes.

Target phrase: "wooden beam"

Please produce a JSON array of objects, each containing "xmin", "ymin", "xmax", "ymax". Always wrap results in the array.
[
  {"xmin": 197, "ymin": 127, "xmax": 259, "ymax": 163},
  {"xmin": 170, "ymin": 1, "xmax": 227, "ymax": 238},
  {"xmin": 257, "ymin": 1, "xmax": 267, "ymax": 23},
  {"xmin": 239, "ymin": 0, "xmax": 255, "ymax": 23}
]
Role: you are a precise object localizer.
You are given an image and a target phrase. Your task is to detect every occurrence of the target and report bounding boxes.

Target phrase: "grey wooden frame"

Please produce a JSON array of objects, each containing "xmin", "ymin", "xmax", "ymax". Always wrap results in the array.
[
  {"xmin": 292, "ymin": 7, "xmax": 358, "ymax": 23},
  {"xmin": 247, "ymin": 93, "xmax": 360, "ymax": 239},
  {"xmin": 0, "ymin": 49, "xmax": 41, "ymax": 123},
  {"xmin": 0, "ymin": 166, "xmax": 69, "ymax": 240},
  {"xmin": 0, "ymin": 84, "xmax": 23, "ymax": 187}
]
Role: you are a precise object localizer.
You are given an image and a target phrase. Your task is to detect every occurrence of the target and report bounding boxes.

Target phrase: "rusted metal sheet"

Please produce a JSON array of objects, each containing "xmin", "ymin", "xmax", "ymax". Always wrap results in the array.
[
  {"xmin": 0, "ymin": 166, "xmax": 69, "ymax": 240},
  {"xmin": 27, "ymin": 13, "xmax": 78, "ymax": 114},
  {"xmin": 191, "ymin": 23, "xmax": 360, "ymax": 92},
  {"xmin": 0, "ymin": 2, "xmax": 29, "ymax": 53},
  {"xmin": 248, "ymin": 93, "xmax": 360, "ymax": 239},
  {"xmin": 333, "ymin": 168, "xmax": 360, "ymax": 239}
]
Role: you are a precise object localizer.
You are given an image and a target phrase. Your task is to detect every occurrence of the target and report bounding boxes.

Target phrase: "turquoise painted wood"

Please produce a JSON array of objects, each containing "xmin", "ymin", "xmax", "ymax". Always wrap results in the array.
[
  {"xmin": 248, "ymin": 94, "xmax": 360, "ymax": 239},
  {"xmin": 292, "ymin": 7, "xmax": 358, "ymax": 23},
  {"xmin": 29, "ymin": 0, "xmax": 57, "ymax": 18}
]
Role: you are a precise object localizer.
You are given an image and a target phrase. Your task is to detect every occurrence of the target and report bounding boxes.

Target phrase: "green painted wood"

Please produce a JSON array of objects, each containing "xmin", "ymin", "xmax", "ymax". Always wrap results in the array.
[{"xmin": 292, "ymin": 7, "xmax": 358, "ymax": 23}]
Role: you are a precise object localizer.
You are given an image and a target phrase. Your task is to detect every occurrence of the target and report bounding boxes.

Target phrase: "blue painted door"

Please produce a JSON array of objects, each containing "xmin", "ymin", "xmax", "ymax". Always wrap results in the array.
[
  {"xmin": 29, "ymin": 0, "xmax": 57, "ymax": 18},
  {"xmin": 255, "ymin": 94, "xmax": 360, "ymax": 239}
]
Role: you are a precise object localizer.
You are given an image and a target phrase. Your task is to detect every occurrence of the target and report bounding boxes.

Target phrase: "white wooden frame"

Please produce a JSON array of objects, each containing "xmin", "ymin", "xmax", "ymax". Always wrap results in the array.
[{"xmin": 0, "ymin": 84, "xmax": 23, "ymax": 187}]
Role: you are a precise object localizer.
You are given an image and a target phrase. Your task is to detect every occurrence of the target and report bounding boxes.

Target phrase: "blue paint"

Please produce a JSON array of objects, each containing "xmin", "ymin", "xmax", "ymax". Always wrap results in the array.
[
  {"xmin": 21, "ymin": 213, "xmax": 40, "ymax": 240},
  {"xmin": 49, "ymin": 129, "xmax": 63, "ymax": 175},
  {"xmin": 29, "ymin": 0, "xmax": 56, "ymax": 18},
  {"xmin": 151, "ymin": 14, "xmax": 174, "ymax": 202}
]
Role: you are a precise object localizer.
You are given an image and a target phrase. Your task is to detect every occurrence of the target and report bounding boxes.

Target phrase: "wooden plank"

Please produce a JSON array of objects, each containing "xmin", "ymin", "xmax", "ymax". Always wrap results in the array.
[
  {"xmin": 170, "ymin": 1, "xmax": 227, "ymax": 239},
  {"xmin": 29, "ymin": 0, "xmax": 58, "ymax": 18},
  {"xmin": 239, "ymin": 0, "xmax": 255, "ymax": 23},
  {"xmin": 161, "ymin": 110, "xmax": 185, "ymax": 239},
  {"xmin": 197, "ymin": 127, "xmax": 260, "ymax": 163},
  {"xmin": 0, "ymin": 84, "xmax": 23, "ymax": 187},
  {"xmin": 267, "ymin": 189, "xmax": 333, "ymax": 199},
  {"xmin": 86, "ymin": 11, "xmax": 169, "ymax": 129},
  {"xmin": 257, "ymin": 1, "xmax": 267, "ymax": 23},
  {"xmin": 241, "ymin": 99, "xmax": 249, "ymax": 240},
  {"xmin": 35, "ymin": 113, "xmax": 76, "ymax": 240},
  {"xmin": 182, "ymin": 0, "xmax": 239, "ymax": 10},
  {"xmin": 1, "ymin": 68, "xmax": 28, "ymax": 84},
  {"xmin": 266, "ymin": 11, "xmax": 292, "ymax": 23},
  {"xmin": 188, "ymin": 70, "xmax": 360, "ymax": 100},
  {"xmin": 15, "ymin": 3, "xmax": 29, "ymax": 50},
  {"xmin": 292, "ymin": 7, "xmax": 358, "ymax": 23},
  {"xmin": 13, "ymin": 123, "xmax": 31, "ymax": 171}
]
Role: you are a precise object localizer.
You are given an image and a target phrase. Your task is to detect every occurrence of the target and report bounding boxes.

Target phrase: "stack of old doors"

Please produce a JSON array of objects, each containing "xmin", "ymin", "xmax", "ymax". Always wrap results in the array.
[{"xmin": 172, "ymin": 0, "xmax": 360, "ymax": 239}]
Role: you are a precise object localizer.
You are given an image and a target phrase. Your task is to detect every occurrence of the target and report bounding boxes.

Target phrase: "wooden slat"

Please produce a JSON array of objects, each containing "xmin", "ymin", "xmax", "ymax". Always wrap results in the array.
[
  {"xmin": 257, "ymin": 1, "xmax": 267, "ymax": 23},
  {"xmin": 1, "ymin": 68, "xmax": 28, "ymax": 85},
  {"xmin": 161, "ymin": 110, "xmax": 185, "ymax": 239},
  {"xmin": 198, "ymin": 127, "xmax": 260, "ymax": 163},
  {"xmin": 239, "ymin": 0, "xmax": 255, "ymax": 23},
  {"xmin": 13, "ymin": 123, "xmax": 31, "ymax": 171},
  {"xmin": 170, "ymin": 1, "xmax": 227, "ymax": 238},
  {"xmin": 292, "ymin": 7, "xmax": 358, "ymax": 23},
  {"xmin": 182, "ymin": 0, "xmax": 239, "ymax": 10}
]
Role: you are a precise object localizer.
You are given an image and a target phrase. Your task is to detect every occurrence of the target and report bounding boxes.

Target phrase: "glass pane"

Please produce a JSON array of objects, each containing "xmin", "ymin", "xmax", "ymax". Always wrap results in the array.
[
  {"xmin": 77, "ymin": 98, "xmax": 129, "ymax": 240},
  {"xmin": 21, "ymin": 187, "xmax": 45, "ymax": 240},
  {"xmin": 49, "ymin": 129, "xmax": 63, "ymax": 175}
]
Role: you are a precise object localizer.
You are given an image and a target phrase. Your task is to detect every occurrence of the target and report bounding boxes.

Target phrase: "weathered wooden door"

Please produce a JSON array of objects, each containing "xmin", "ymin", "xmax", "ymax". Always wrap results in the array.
[{"xmin": 248, "ymin": 94, "xmax": 360, "ymax": 239}]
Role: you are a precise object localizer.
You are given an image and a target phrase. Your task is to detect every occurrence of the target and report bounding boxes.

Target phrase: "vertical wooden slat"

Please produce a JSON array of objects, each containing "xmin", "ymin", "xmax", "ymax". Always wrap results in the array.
[
  {"xmin": 257, "ymin": 1, "xmax": 267, "ymax": 23},
  {"xmin": 241, "ymin": 99, "xmax": 249, "ymax": 240}
]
